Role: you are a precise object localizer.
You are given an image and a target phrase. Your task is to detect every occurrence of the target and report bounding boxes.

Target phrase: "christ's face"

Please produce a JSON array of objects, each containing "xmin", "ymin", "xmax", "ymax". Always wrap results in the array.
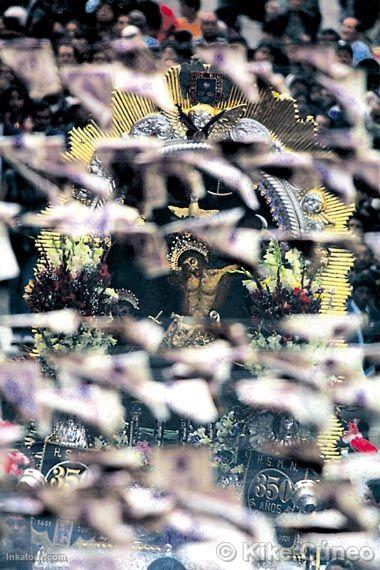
[{"xmin": 180, "ymin": 252, "xmax": 205, "ymax": 277}]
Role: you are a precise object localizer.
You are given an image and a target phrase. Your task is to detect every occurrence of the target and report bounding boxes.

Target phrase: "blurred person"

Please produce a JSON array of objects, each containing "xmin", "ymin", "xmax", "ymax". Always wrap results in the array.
[
  {"xmin": 25, "ymin": 0, "xmax": 60, "ymax": 38},
  {"xmin": 94, "ymin": 1, "xmax": 117, "ymax": 41},
  {"xmin": 55, "ymin": 96, "xmax": 91, "ymax": 139},
  {"xmin": 1, "ymin": 514, "xmax": 30, "ymax": 564},
  {"xmin": 354, "ymin": 243, "xmax": 374, "ymax": 272},
  {"xmin": 2, "ymin": 166, "xmax": 47, "ymax": 315},
  {"xmin": 215, "ymin": 0, "xmax": 266, "ymax": 37},
  {"xmin": 365, "ymin": 478, "xmax": 380, "ymax": 506},
  {"xmin": 127, "ymin": 9, "xmax": 160, "ymax": 48},
  {"xmin": 294, "ymin": 92, "xmax": 313, "ymax": 118},
  {"xmin": 65, "ymin": 19, "xmax": 80, "ymax": 38},
  {"xmin": 177, "ymin": 0, "xmax": 202, "ymax": 40},
  {"xmin": 254, "ymin": 43, "xmax": 275, "ymax": 62},
  {"xmin": 253, "ymin": 40, "xmax": 289, "ymax": 74},
  {"xmin": 52, "ymin": 20, "xmax": 66, "ymax": 40},
  {"xmin": 339, "ymin": 17, "xmax": 373, "ymax": 65},
  {"xmin": 336, "ymin": 44, "xmax": 353, "ymax": 66},
  {"xmin": 114, "ymin": 13, "xmax": 130, "ymax": 36},
  {"xmin": 1, "ymin": 85, "xmax": 31, "ymax": 133},
  {"xmin": 339, "ymin": 0, "xmax": 379, "ymax": 33},
  {"xmin": 91, "ymin": 47, "xmax": 111, "ymax": 62},
  {"xmin": 263, "ymin": 0, "xmax": 320, "ymax": 43},
  {"xmin": 309, "ymin": 82, "xmax": 336, "ymax": 114},
  {"xmin": 95, "ymin": 1, "xmax": 115, "ymax": 24},
  {"xmin": 56, "ymin": 40, "xmax": 78, "ymax": 66},
  {"xmin": 161, "ymin": 30, "xmax": 194, "ymax": 67},
  {"xmin": 288, "ymin": 76, "xmax": 309, "ymax": 98},
  {"xmin": 348, "ymin": 216, "xmax": 364, "ymax": 236},
  {"xmin": 161, "ymin": 43, "xmax": 180, "ymax": 67},
  {"xmin": 26, "ymin": 0, "xmax": 86, "ymax": 38},
  {"xmin": 197, "ymin": 11, "xmax": 228, "ymax": 45},
  {"xmin": 71, "ymin": 33, "xmax": 91, "ymax": 62},
  {"xmin": 317, "ymin": 27, "xmax": 341, "ymax": 45},
  {"xmin": 0, "ymin": 62, "xmax": 14, "ymax": 99},
  {"xmin": 136, "ymin": 1, "xmax": 178, "ymax": 42},
  {"xmin": 29, "ymin": 99, "xmax": 62, "ymax": 135}
]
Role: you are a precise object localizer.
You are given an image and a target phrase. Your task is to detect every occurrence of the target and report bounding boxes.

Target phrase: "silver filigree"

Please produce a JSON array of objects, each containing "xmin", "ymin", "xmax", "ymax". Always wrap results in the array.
[
  {"xmin": 188, "ymin": 109, "xmax": 213, "ymax": 129},
  {"xmin": 130, "ymin": 114, "xmax": 174, "ymax": 140},
  {"xmin": 230, "ymin": 118, "xmax": 271, "ymax": 143},
  {"xmin": 301, "ymin": 192, "xmax": 324, "ymax": 214},
  {"xmin": 51, "ymin": 419, "xmax": 88, "ymax": 448},
  {"xmin": 304, "ymin": 220, "xmax": 324, "ymax": 232}
]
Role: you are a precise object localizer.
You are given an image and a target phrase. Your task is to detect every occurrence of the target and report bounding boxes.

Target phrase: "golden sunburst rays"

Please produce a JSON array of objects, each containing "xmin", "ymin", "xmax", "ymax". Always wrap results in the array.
[
  {"xmin": 66, "ymin": 65, "xmax": 322, "ymax": 164},
  {"xmin": 318, "ymin": 415, "xmax": 345, "ymax": 462}
]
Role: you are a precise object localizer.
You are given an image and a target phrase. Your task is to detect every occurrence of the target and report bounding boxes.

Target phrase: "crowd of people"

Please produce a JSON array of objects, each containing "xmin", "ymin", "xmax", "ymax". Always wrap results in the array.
[
  {"xmin": 0, "ymin": 0, "xmax": 379, "ymax": 333},
  {"xmin": 0, "ymin": 0, "xmax": 378, "ymax": 140}
]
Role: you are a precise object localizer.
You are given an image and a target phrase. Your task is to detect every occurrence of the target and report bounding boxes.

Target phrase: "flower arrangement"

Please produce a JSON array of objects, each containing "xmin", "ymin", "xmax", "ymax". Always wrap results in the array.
[
  {"xmin": 24, "ymin": 234, "xmax": 138, "ymax": 375},
  {"xmin": 24, "ymin": 235, "xmax": 138, "ymax": 317},
  {"xmin": 189, "ymin": 411, "xmax": 245, "ymax": 487},
  {"xmin": 239, "ymin": 240, "xmax": 323, "ymax": 335}
]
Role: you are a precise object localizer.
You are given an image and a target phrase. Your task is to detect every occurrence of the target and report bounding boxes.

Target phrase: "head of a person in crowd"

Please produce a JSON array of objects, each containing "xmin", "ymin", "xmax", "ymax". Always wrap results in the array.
[
  {"xmin": 95, "ymin": 2, "xmax": 115, "ymax": 25},
  {"xmin": 348, "ymin": 216, "xmax": 364, "ymax": 236},
  {"xmin": 91, "ymin": 47, "xmax": 110, "ymax": 63},
  {"xmin": 254, "ymin": 44, "xmax": 274, "ymax": 62},
  {"xmin": 2, "ymin": 85, "xmax": 30, "ymax": 119},
  {"xmin": 295, "ymin": 94, "xmax": 312, "ymax": 118},
  {"xmin": 135, "ymin": 0, "xmax": 164, "ymax": 36},
  {"xmin": 365, "ymin": 478, "xmax": 380, "ymax": 506},
  {"xmin": 65, "ymin": 20, "xmax": 80, "ymax": 38},
  {"xmin": 56, "ymin": 41, "xmax": 78, "ymax": 66},
  {"xmin": 179, "ymin": 0, "xmax": 201, "ymax": 21},
  {"xmin": 265, "ymin": 0, "xmax": 287, "ymax": 18},
  {"xmin": 0, "ymin": 62, "xmax": 14, "ymax": 97},
  {"xmin": 115, "ymin": 13, "xmax": 130, "ymax": 36},
  {"xmin": 309, "ymin": 82, "xmax": 336, "ymax": 111},
  {"xmin": 341, "ymin": 17, "xmax": 361, "ymax": 43},
  {"xmin": 254, "ymin": 40, "xmax": 288, "ymax": 68},
  {"xmin": 161, "ymin": 44, "xmax": 179, "ymax": 68},
  {"xmin": 355, "ymin": 243, "xmax": 374, "ymax": 268},
  {"xmin": 289, "ymin": 77, "xmax": 309, "ymax": 98},
  {"xmin": 317, "ymin": 28, "xmax": 341, "ymax": 45},
  {"xmin": 288, "ymin": 0, "xmax": 303, "ymax": 11},
  {"xmin": 71, "ymin": 34, "xmax": 91, "ymax": 62},
  {"xmin": 200, "ymin": 12, "xmax": 221, "ymax": 42},
  {"xmin": 127, "ymin": 10, "xmax": 148, "ymax": 34},
  {"xmin": 52, "ymin": 21, "xmax": 65, "ymax": 39},
  {"xmin": 351, "ymin": 280, "xmax": 371, "ymax": 311},
  {"xmin": 336, "ymin": 44, "xmax": 353, "ymax": 66},
  {"xmin": 31, "ymin": 100, "xmax": 52, "ymax": 133},
  {"xmin": 161, "ymin": 31, "xmax": 194, "ymax": 66}
]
